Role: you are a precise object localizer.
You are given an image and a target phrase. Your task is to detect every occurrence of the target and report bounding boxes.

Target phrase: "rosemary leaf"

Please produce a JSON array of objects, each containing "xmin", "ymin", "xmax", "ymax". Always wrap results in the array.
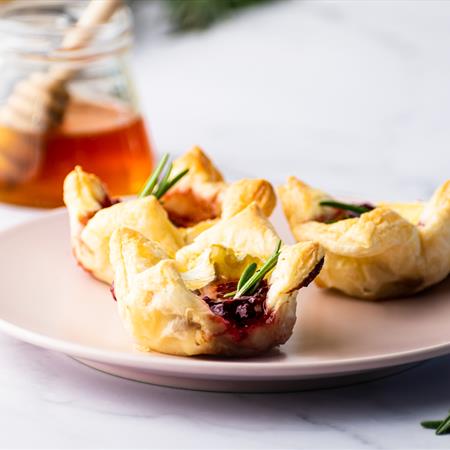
[
  {"xmin": 223, "ymin": 262, "xmax": 257, "ymax": 298},
  {"xmin": 166, "ymin": 0, "xmax": 272, "ymax": 32},
  {"xmin": 153, "ymin": 162, "xmax": 173, "ymax": 199},
  {"xmin": 320, "ymin": 200, "xmax": 372, "ymax": 215},
  {"xmin": 436, "ymin": 412, "xmax": 450, "ymax": 435},
  {"xmin": 421, "ymin": 420, "xmax": 442, "ymax": 430},
  {"xmin": 234, "ymin": 240, "xmax": 282, "ymax": 298},
  {"xmin": 237, "ymin": 262, "xmax": 257, "ymax": 291},
  {"xmin": 138, "ymin": 154, "xmax": 189, "ymax": 200},
  {"xmin": 139, "ymin": 153, "xmax": 169, "ymax": 198},
  {"xmin": 155, "ymin": 168, "xmax": 189, "ymax": 199}
]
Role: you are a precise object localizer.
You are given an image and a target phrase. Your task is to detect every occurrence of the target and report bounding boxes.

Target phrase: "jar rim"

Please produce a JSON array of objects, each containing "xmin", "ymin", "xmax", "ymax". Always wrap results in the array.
[{"xmin": 0, "ymin": 0, "xmax": 133, "ymax": 60}]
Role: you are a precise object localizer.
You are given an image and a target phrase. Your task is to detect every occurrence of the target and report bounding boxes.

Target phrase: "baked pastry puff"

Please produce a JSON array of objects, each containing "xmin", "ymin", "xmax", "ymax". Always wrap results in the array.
[
  {"xmin": 109, "ymin": 204, "xmax": 324, "ymax": 356},
  {"xmin": 64, "ymin": 166, "xmax": 185, "ymax": 283},
  {"xmin": 64, "ymin": 147, "xmax": 276, "ymax": 284},
  {"xmin": 162, "ymin": 146, "xmax": 276, "ymax": 228},
  {"xmin": 279, "ymin": 177, "xmax": 450, "ymax": 300}
]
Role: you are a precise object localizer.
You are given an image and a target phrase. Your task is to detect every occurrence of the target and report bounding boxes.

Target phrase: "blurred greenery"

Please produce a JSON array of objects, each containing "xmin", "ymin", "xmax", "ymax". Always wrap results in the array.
[{"xmin": 166, "ymin": 0, "xmax": 274, "ymax": 31}]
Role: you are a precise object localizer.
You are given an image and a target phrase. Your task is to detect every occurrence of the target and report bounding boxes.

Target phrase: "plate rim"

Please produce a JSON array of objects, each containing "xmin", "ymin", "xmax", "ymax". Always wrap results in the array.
[
  {"xmin": 0, "ymin": 314, "xmax": 449, "ymax": 379},
  {"xmin": 0, "ymin": 209, "xmax": 449, "ymax": 380}
]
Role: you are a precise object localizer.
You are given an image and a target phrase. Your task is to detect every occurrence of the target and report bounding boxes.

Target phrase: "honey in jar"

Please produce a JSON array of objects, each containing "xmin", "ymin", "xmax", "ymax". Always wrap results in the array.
[{"xmin": 0, "ymin": 98, "xmax": 154, "ymax": 207}]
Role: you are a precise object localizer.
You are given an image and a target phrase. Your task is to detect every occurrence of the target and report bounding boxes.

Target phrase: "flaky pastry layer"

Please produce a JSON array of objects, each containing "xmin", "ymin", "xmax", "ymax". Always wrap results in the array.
[
  {"xmin": 279, "ymin": 177, "xmax": 450, "ymax": 299},
  {"xmin": 64, "ymin": 147, "xmax": 276, "ymax": 283},
  {"xmin": 110, "ymin": 204, "xmax": 324, "ymax": 356}
]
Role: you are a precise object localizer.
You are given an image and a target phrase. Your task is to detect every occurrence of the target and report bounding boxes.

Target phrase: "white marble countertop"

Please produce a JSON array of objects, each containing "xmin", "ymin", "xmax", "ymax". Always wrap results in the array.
[{"xmin": 0, "ymin": 0, "xmax": 449, "ymax": 448}]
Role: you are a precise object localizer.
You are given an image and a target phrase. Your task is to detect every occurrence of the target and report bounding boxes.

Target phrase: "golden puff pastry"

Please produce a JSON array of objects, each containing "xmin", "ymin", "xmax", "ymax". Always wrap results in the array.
[
  {"xmin": 279, "ymin": 176, "xmax": 450, "ymax": 300},
  {"xmin": 64, "ymin": 148, "xmax": 276, "ymax": 284},
  {"xmin": 64, "ymin": 166, "xmax": 184, "ymax": 283},
  {"xmin": 109, "ymin": 204, "xmax": 324, "ymax": 356},
  {"xmin": 161, "ymin": 146, "xmax": 276, "ymax": 227}
]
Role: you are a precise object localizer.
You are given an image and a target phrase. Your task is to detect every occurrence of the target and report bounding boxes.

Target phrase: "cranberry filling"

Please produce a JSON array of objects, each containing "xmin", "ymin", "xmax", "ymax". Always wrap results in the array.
[
  {"xmin": 79, "ymin": 195, "xmax": 120, "ymax": 226},
  {"xmin": 297, "ymin": 258, "xmax": 325, "ymax": 290},
  {"xmin": 110, "ymin": 281, "xmax": 117, "ymax": 302},
  {"xmin": 320, "ymin": 202, "xmax": 375, "ymax": 223},
  {"xmin": 167, "ymin": 212, "xmax": 207, "ymax": 228},
  {"xmin": 202, "ymin": 281, "xmax": 269, "ymax": 328},
  {"xmin": 202, "ymin": 258, "xmax": 325, "ymax": 330},
  {"xmin": 101, "ymin": 195, "xmax": 120, "ymax": 209},
  {"xmin": 162, "ymin": 189, "xmax": 221, "ymax": 227},
  {"xmin": 345, "ymin": 202, "xmax": 375, "ymax": 218}
]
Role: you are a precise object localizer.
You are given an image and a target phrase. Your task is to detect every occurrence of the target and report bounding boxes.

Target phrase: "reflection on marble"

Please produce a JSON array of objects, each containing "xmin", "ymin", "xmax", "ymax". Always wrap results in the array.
[{"xmin": 0, "ymin": 0, "xmax": 449, "ymax": 448}]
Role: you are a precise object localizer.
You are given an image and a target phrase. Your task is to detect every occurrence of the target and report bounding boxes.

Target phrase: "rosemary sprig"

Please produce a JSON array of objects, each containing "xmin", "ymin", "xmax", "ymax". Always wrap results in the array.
[
  {"xmin": 153, "ymin": 161, "xmax": 173, "ymax": 199},
  {"xmin": 436, "ymin": 413, "xmax": 450, "ymax": 435},
  {"xmin": 166, "ymin": 0, "xmax": 272, "ymax": 31},
  {"xmin": 421, "ymin": 420, "xmax": 442, "ymax": 430},
  {"xmin": 421, "ymin": 411, "xmax": 450, "ymax": 435},
  {"xmin": 156, "ymin": 168, "xmax": 189, "ymax": 199},
  {"xmin": 139, "ymin": 153, "xmax": 189, "ymax": 199},
  {"xmin": 224, "ymin": 241, "xmax": 282, "ymax": 299},
  {"xmin": 319, "ymin": 200, "xmax": 372, "ymax": 215},
  {"xmin": 139, "ymin": 153, "xmax": 169, "ymax": 198},
  {"xmin": 237, "ymin": 262, "xmax": 257, "ymax": 292}
]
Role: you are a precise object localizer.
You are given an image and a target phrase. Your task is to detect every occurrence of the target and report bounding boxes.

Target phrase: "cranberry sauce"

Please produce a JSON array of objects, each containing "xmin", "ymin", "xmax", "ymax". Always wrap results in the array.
[
  {"xmin": 79, "ymin": 195, "xmax": 120, "ymax": 226},
  {"xmin": 346, "ymin": 203, "xmax": 375, "ymax": 218},
  {"xmin": 320, "ymin": 202, "xmax": 375, "ymax": 223},
  {"xmin": 298, "ymin": 258, "xmax": 324, "ymax": 289},
  {"xmin": 101, "ymin": 194, "xmax": 120, "ymax": 209},
  {"xmin": 110, "ymin": 281, "xmax": 117, "ymax": 302},
  {"xmin": 202, "ymin": 281, "xmax": 269, "ymax": 329},
  {"xmin": 163, "ymin": 188, "xmax": 222, "ymax": 228}
]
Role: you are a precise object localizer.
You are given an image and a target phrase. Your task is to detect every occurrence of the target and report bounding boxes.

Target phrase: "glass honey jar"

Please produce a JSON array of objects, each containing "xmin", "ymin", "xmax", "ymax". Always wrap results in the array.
[{"xmin": 0, "ymin": 0, "xmax": 154, "ymax": 207}]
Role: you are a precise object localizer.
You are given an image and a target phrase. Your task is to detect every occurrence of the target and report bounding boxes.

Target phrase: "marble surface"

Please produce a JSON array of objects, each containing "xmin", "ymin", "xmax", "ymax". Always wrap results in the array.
[
  {"xmin": 0, "ymin": 0, "xmax": 449, "ymax": 448},
  {"xmin": 0, "ymin": 334, "xmax": 449, "ymax": 449}
]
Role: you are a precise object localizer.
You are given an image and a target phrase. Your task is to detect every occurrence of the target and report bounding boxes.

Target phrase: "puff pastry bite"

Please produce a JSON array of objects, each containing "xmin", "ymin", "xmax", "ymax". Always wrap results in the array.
[
  {"xmin": 161, "ymin": 146, "xmax": 276, "ymax": 227},
  {"xmin": 279, "ymin": 177, "xmax": 450, "ymax": 300},
  {"xmin": 64, "ymin": 166, "xmax": 184, "ymax": 283},
  {"xmin": 110, "ymin": 204, "xmax": 324, "ymax": 356},
  {"xmin": 64, "ymin": 147, "xmax": 276, "ymax": 284}
]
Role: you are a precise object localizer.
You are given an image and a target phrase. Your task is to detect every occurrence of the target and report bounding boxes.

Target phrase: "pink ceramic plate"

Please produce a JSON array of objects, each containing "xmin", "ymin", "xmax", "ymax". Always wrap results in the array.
[{"xmin": 0, "ymin": 208, "xmax": 448, "ymax": 392}]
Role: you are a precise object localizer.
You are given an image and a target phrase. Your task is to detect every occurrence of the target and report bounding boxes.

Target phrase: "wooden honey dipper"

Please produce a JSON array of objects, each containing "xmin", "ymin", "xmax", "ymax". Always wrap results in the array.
[
  {"xmin": 0, "ymin": 0, "xmax": 121, "ymax": 134},
  {"xmin": 0, "ymin": 0, "xmax": 121, "ymax": 186}
]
